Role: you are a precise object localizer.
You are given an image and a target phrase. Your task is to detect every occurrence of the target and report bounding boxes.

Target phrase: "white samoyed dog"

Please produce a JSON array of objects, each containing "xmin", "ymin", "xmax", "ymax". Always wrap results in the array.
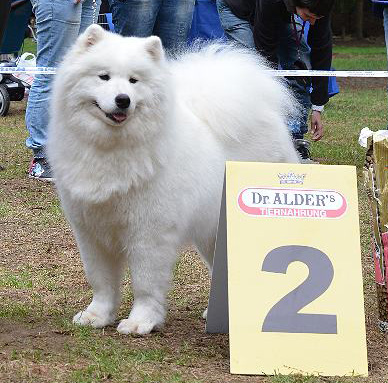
[{"xmin": 47, "ymin": 24, "xmax": 300, "ymax": 335}]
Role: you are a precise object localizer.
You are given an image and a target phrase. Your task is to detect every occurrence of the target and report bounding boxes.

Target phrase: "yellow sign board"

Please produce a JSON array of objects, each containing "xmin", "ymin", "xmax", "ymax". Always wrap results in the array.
[{"xmin": 226, "ymin": 161, "xmax": 368, "ymax": 376}]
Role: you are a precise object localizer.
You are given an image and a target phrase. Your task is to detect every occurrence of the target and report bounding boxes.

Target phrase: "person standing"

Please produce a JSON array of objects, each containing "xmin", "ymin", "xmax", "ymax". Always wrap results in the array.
[
  {"xmin": 26, "ymin": 0, "xmax": 102, "ymax": 180},
  {"xmin": 217, "ymin": 0, "xmax": 334, "ymax": 162},
  {"xmin": 108, "ymin": 0, "xmax": 195, "ymax": 52}
]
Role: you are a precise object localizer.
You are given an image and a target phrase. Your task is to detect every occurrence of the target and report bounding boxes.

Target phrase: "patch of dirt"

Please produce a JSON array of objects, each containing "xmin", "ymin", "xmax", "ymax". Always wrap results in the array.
[
  {"xmin": 333, "ymin": 37, "xmax": 386, "ymax": 47},
  {"xmin": 337, "ymin": 77, "xmax": 387, "ymax": 90},
  {"xmin": 0, "ymin": 319, "xmax": 70, "ymax": 354}
]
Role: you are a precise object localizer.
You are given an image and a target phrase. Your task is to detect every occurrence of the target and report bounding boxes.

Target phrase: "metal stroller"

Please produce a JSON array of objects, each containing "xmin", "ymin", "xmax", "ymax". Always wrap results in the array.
[{"xmin": 0, "ymin": 0, "xmax": 33, "ymax": 116}]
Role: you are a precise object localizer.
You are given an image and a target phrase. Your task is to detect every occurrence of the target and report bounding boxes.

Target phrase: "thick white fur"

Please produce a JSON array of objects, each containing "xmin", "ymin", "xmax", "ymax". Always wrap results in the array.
[{"xmin": 47, "ymin": 25, "xmax": 300, "ymax": 335}]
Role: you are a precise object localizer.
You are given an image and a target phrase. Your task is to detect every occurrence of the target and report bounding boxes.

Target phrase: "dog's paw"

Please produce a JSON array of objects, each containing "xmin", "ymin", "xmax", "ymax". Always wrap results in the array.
[
  {"xmin": 202, "ymin": 308, "xmax": 208, "ymax": 320},
  {"xmin": 73, "ymin": 310, "xmax": 114, "ymax": 328},
  {"xmin": 117, "ymin": 300, "xmax": 166, "ymax": 335},
  {"xmin": 117, "ymin": 306, "xmax": 164, "ymax": 335},
  {"xmin": 117, "ymin": 317, "xmax": 163, "ymax": 335}
]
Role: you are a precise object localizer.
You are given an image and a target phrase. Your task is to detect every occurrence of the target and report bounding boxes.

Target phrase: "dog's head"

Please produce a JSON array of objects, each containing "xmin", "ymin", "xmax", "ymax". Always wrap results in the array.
[{"xmin": 53, "ymin": 25, "xmax": 169, "ymax": 132}]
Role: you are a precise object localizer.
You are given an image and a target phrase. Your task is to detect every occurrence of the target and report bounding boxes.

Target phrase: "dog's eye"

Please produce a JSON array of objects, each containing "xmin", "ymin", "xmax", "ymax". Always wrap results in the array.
[
  {"xmin": 129, "ymin": 77, "xmax": 138, "ymax": 84},
  {"xmin": 99, "ymin": 74, "xmax": 110, "ymax": 81}
]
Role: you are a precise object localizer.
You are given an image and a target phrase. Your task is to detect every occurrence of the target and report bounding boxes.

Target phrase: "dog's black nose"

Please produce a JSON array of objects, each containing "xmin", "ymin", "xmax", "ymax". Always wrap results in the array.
[{"xmin": 115, "ymin": 93, "xmax": 131, "ymax": 109}]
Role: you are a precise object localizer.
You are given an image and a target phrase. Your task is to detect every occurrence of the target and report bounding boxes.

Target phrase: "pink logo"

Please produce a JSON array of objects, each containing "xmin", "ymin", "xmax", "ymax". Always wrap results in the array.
[{"xmin": 238, "ymin": 187, "xmax": 347, "ymax": 219}]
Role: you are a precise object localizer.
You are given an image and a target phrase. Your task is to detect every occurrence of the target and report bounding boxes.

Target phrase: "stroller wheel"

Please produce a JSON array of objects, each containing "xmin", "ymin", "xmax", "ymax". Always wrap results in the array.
[{"xmin": 0, "ymin": 85, "xmax": 10, "ymax": 117}]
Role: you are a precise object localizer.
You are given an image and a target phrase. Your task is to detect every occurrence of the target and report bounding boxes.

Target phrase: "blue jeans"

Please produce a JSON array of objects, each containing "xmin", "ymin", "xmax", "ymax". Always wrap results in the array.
[
  {"xmin": 216, "ymin": 0, "xmax": 311, "ymax": 139},
  {"xmin": 108, "ymin": 0, "xmax": 195, "ymax": 51},
  {"xmin": 26, "ymin": 0, "xmax": 101, "ymax": 158},
  {"xmin": 216, "ymin": 0, "xmax": 254, "ymax": 49}
]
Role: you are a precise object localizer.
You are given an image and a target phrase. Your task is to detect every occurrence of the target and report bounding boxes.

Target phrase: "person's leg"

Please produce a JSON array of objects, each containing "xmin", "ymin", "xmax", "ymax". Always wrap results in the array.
[
  {"xmin": 384, "ymin": 7, "xmax": 388, "ymax": 63},
  {"xmin": 108, "ymin": 0, "xmax": 160, "ymax": 37},
  {"xmin": 80, "ymin": 0, "xmax": 102, "ymax": 34},
  {"xmin": 216, "ymin": 0, "xmax": 254, "ymax": 49},
  {"xmin": 0, "ymin": 0, "xmax": 11, "ymax": 46},
  {"xmin": 278, "ymin": 20, "xmax": 311, "ymax": 143},
  {"xmin": 153, "ymin": 0, "xmax": 195, "ymax": 51},
  {"xmin": 26, "ymin": 0, "xmax": 84, "ymax": 179}
]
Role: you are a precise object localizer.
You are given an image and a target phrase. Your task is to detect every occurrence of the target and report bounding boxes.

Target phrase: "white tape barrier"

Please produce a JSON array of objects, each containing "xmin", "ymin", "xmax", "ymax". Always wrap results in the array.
[
  {"xmin": 0, "ymin": 67, "xmax": 56, "ymax": 75},
  {"xmin": 1, "ymin": 67, "xmax": 388, "ymax": 77},
  {"xmin": 269, "ymin": 70, "xmax": 388, "ymax": 77}
]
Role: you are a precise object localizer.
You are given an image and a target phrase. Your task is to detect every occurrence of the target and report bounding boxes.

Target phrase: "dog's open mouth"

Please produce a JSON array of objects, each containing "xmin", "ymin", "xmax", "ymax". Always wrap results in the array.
[
  {"xmin": 93, "ymin": 101, "xmax": 128, "ymax": 124},
  {"xmin": 106, "ymin": 112, "xmax": 127, "ymax": 124}
]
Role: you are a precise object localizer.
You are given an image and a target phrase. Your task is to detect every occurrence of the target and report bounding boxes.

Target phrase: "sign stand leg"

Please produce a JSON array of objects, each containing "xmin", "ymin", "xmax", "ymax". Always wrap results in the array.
[{"xmin": 206, "ymin": 177, "xmax": 229, "ymax": 333}]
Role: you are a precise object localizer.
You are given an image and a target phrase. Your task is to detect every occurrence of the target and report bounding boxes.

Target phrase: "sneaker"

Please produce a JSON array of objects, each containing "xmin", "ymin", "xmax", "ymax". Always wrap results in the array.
[
  {"xmin": 28, "ymin": 157, "xmax": 54, "ymax": 181},
  {"xmin": 293, "ymin": 139, "xmax": 319, "ymax": 164}
]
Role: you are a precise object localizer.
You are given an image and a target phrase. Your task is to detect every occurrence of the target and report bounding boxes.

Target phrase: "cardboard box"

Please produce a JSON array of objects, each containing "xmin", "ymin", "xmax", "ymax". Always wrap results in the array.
[{"xmin": 362, "ymin": 129, "xmax": 388, "ymax": 331}]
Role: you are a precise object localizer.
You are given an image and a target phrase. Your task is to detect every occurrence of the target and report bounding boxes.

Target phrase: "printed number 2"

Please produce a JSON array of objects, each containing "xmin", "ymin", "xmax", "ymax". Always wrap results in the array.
[{"xmin": 261, "ymin": 245, "xmax": 337, "ymax": 334}]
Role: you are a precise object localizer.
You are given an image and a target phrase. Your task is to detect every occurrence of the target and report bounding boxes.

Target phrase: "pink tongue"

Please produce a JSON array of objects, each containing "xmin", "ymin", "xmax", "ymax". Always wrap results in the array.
[{"xmin": 112, "ymin": 113, "xmax": 127, "ymax": 123}]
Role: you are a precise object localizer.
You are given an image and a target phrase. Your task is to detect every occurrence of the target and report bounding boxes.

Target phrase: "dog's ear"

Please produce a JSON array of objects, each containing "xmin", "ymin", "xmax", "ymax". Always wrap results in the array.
[
  {"xmin": 78, "ymin": 24, "xmax": 105, "ymax": 49},
  {"xmin": 144, "ymin": 36, "xmax": 164, "ymax": 61}
]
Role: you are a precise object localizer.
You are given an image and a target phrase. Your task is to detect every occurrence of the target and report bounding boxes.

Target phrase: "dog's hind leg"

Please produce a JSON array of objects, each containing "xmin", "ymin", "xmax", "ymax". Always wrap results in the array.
[
  {"xmin": 117, "ymin": 240, "xmax": 178, "ymax": 335},
  {"xmin": 73, "ymin": 231, "xmax": 127, "ymax": 328}
]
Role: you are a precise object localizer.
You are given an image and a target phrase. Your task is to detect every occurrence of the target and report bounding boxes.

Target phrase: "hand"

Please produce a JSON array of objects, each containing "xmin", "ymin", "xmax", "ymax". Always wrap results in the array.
[{"xmin": 310, "ymin": 110, "xmax": 324, "ymax": 141}]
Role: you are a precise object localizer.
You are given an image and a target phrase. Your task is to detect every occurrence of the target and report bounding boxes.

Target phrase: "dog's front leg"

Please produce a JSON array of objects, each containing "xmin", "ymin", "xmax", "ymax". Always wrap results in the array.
[
  {"xmin": 72, "ymin": 230, "xmax": 127, "ymax": 328},
  {"xmin": 117, "ymin": 242, "xmax": 176, "ymax": 335}
]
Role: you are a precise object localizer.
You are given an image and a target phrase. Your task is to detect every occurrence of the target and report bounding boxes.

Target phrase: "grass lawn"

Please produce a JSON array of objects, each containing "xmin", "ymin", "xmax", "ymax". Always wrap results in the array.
[
  {"xmin": 332, "ymin": 45, "xmax": 387, "ymax": 71},
  {"xmin": 1, "ymin": 41, "xmax": 388, "ymax": 383}
]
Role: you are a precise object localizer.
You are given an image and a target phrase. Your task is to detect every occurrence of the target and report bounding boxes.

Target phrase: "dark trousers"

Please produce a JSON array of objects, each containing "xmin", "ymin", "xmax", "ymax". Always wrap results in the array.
[{"xmin": 0, "ymin": 0, "xmax": 11, "ymax": 47}]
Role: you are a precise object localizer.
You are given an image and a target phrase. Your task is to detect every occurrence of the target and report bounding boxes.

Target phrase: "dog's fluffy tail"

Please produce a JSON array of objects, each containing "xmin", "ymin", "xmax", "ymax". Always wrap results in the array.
[{"xmin": 171, "ymin": 42, "xmax": 299, "ymax": 146}]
